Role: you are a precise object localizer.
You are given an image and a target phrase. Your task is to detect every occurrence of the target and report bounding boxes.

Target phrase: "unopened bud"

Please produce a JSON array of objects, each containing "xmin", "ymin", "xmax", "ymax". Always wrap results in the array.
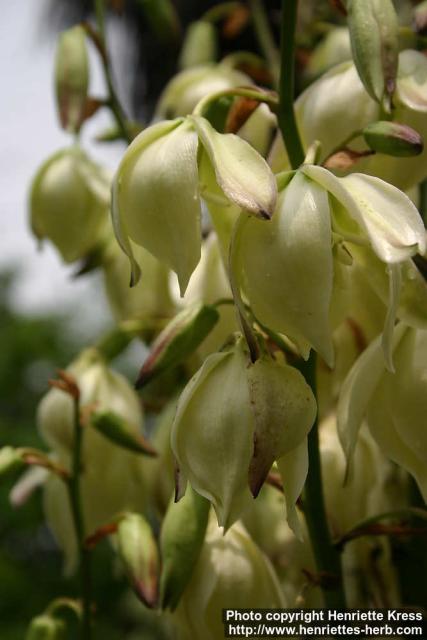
[
  {"xmin": 26, "ymin": 615, "xmax": 66, "ymax": 640},
  {"xmin": 363, "ymin": 121, "xmax": 423, "ymax": 157},
  {"xmin": 347, "ymin": 0, "xmax": 399, "ymax": 110},
  {"xmin": 90, "ymin": 411, "xmax": 157, "ymax": 456},
  {"xmin": 179, "ymin": 21, "xmax": 218, "ymax": 69},
  {"xmin": 0, "ymin": 447, "xmax": 24, "ymax": 478},
  {"xmin": 116, "ymin": 513, "xmax": 159, "ymax": 607},
  {"xmin": 55, "ymin": 26, "xmax": 89, "ymax": 134},
  {"xmin": 160, "ymin": 487, "xmax": 210, "ymax": 611},
  {"xmin": 136, "ymin": 302, "xmax": 219, "ymax": 388},
  {"xmin": 137, "ymin": 0, "xmax": 181, "ymax": 44}
]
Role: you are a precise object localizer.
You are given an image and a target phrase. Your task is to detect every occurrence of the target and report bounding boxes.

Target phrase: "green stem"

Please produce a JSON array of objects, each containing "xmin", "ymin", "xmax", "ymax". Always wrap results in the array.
[
  {"xmin": 278, "ymin": 0, "xmax": 304, "ymax": 169},
  {"xmin": 67, "ymin": 397, "xmax": 93, "ymax": 639},
  {"xmin": 192, "ymin": 87, "xmax": 278, "ymax": 118},
  {"xmin": 278, "ymin": 0, "xmax": 346, "ymax": 607},
  {"xmin": 248, "ymin": 0, "xmax": 280, "ymax": 86},
  {"xmin": 94, "ymin": 0, "xmax": 132, "ymax": 144}
]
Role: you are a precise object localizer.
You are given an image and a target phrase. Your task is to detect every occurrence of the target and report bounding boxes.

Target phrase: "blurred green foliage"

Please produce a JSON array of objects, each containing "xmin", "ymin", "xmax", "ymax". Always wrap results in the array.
[{"xmin": 0, "ymin": 272, "xmax": 170, "ymax": 639}]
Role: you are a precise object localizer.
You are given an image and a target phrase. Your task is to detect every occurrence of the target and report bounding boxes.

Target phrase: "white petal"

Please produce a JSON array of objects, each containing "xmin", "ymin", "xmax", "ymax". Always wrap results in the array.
[
  {"xmin": 239, "ymin": 171, "xmax": 334, "ymax": 365},
  {"xmin": 113, "ymin": 120, "xmax": 201, "ymax": 295},
  {"xmin": 276, "ymin": 439, "xmax": 309, "ymax": 539},
  {"xmin": 381, "ymin": 263, "xmax": 401, "ymax": 372},
  {"xmin": 190, "ymin": 115, "xmax": 277, "ymax": 218},
  {"xmin": 303, "ymin": 165, "xmax": 426, "ymax": 262},
  {"xmin": 396, "ymin": 50, "xmax": 427, "ymax": 112},
  {"xmin": 337, "ymin": 324, "xmax": 407, "ymax": 471},
  {"xmin": 171, "ymin": 344, "xmax": 253, "ymax": 529}
]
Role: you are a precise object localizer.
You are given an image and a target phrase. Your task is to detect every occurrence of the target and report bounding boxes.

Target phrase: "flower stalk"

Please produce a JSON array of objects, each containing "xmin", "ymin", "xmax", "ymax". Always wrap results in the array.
[{"xmin": 94, "ymin": 0, "xmax": 132, "ymax": 144}]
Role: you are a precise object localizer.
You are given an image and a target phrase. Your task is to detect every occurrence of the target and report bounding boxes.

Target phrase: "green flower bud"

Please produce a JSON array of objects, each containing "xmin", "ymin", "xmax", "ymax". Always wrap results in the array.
[
  {"xmin": 137, "ymin": 0, "xmax": 180, "ymax": 44},
  {"xmin": 173, "ymin": 518, "xmax": 285, "ymax": 639},
  {"xmin": 179, "ymin": 21, "xmax": 218, "ymax": 70},
  {"xmin": 112, "ymin": 116, "xmax": 277, "ymax": 294},
  {"xmin": 347, "ymin": 0, "xmax": 399, "ymax": 109},
  {"xmin": 160, "ymin": 487, "xmax": 210, "ymax": 610},
  {"xmin": 171, "ymin": 338, "xmax": 316, "ymax": 532},
  {"xmin": 155, "ymin": 65, "xmax": 251, "ymax": 119},
  {"xmin": 136, "ymin": 302, "xmax": 219, "ymax": 388},
  {"xmin": 117, "ymin": 513, "xmax": 160, "ymax": 608},
  {"xmin": 26, "ymin": 615, "xmax": 66, "ymax": 640},
  {"xmin": 363, "ymin": 121, "xmax": 423, "ymax": 157},
  {"xmin": 55, "ymin": 25, "xmax": 89, "ymax": 133},
  {"xmin": 0, "ymin": 446, "xmax": 25, "ymax": 478},
  {"xmin": 30, "ymin": 148, "xmax": 110, "ymax": 263}
]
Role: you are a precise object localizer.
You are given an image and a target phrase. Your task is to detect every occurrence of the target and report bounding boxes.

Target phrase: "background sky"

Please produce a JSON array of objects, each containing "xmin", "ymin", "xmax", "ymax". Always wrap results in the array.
[{"xmin": 0, "ymin": 1, "xmax": 133, "ymax": 336}]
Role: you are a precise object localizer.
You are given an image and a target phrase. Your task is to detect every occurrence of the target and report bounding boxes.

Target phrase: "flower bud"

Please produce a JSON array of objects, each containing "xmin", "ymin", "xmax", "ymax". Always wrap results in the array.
[
  {"xmin": 136, "ymin": 302, "xmax": 219, "ymax": 388},
  {"xmin": 138, "ymin": 0, "xmax": 180, "ymax": 44},
  {"xmin": 173, "ymin": 518, "xmax": 284, "ymax": 639},
  {"xmin": 55, "ymin": 25, "xmax": 89, "ymax": 133},
  {"xmin": 363, "ymin": 121, "xmax": 423, "ymax": 157},
  {"xmin": 160, "ymin": 487, "xmax": 210, "ymax": 610},
  {"xmin": 171, "ymin": 337, "xmax": 316, "ymax": 531},
  {"xmin": 26, "ymin": 615, "xmax": 66, "ymax": 640},
  {"xmin": 116, "ymin": 513, "xmax": 160, "ymax": 608},
  {"xmin": 347, "ymin": 0, "xmax": 398, "ymax": 109},
  {"xmin": 155, "ymin": 65, "xmax": 251, "ymax": 119},
  {"xmin": 0, "ymin": 446, "xmax": 25, "ymax": 478},
  {"xmin": 30, "ymin": 148, "xmax": 110, "ymax": 263},
  {"xmin": 179, "ymin": 21, "xmax": 218, "ymax": 69}
]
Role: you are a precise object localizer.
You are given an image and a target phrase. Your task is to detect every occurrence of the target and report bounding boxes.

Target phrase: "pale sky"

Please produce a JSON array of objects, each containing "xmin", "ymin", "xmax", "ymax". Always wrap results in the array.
[{"xmin": 0, "ymin": 1, "xmax": 131, "ymax": 334}]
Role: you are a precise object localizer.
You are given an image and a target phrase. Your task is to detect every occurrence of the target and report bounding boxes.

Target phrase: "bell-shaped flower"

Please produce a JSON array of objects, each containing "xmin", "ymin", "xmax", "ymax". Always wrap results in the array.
[
  {"xmin": 337, "ymin": 324, "xmax": 427, "ymax": 501},
  {"xmin": 173, "ymin": 517, "xmax": 284, "ymax": 640},
  {"xmin": 270, "ymin": 50, "xmax": 427, "ymax": 191},
  {"xmin": 171, "ymin": 337, "xmax": 316, "ymax": 533},
  {"xmin": 236, "ymin": 164, "xmax": 425, "ymax": 367},
  {"xmin": 155, "ymin": 64, "xmax": 251, "ymax": 119},
  {"xmin": 30, "ymin": 147, "xmax": 111, "ymax": 263},
  {"xmin": 37, "ymin": 348, "xmax": 148, "ymax": 573},
  {"xmin": 112, "ymin": 115, "xmax": 277, "ymax": 296}
]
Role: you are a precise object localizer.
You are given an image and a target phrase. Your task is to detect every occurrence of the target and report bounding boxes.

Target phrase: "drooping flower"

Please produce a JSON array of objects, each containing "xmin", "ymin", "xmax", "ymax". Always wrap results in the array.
[
  {"xmin": 30, "ymin": 147, "xmax": 110, "ymax": 263},
  {"xmin": 235, "ymin": 164, "xmax": 425, "ymax": 367},
  {"xmin": 112, "ymin": 116, "xmax": 277, "ymax": 295},
  {"xmin": 337, "ymin": 324, "xmax": 427, "ymax": 501},
  {"xmin": 171, "ymin": 337, "xmax": 316, "ymax": 533},
  {"xmin": 173, "ymin": 517, "xmax": 285, "ymax": 640}
]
